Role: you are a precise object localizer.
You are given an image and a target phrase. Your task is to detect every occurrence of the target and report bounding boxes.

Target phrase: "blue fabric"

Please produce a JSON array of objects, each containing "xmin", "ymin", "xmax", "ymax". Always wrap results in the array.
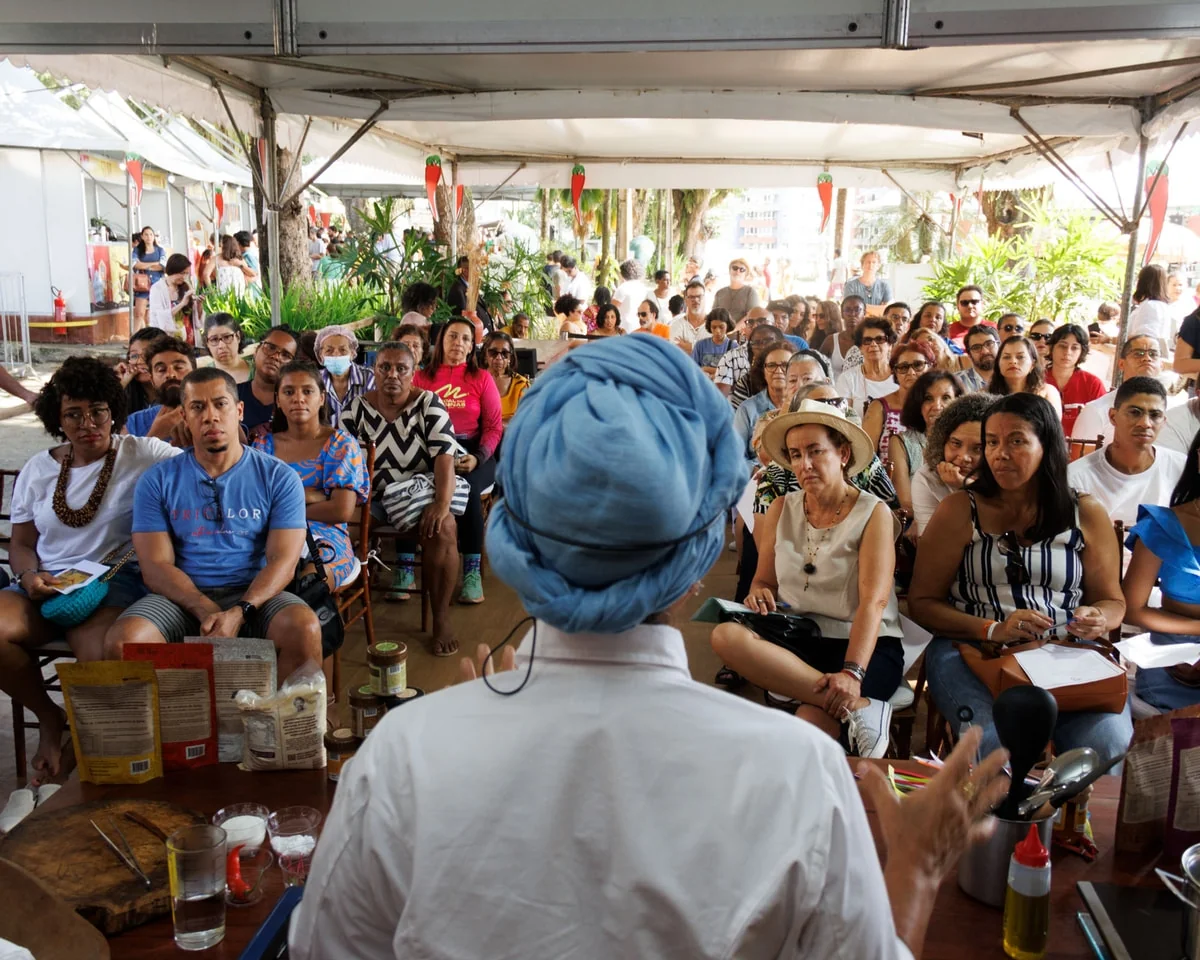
[
  {"xmin": 1136, "ymin": 632, "xmax": 1200, "ymax": 711},
  {"xmin": 783, "ymin": 334, "xmax": 810, "ymax": 351},
  {"xmin": 487, "ymin": 334, "xmax": 748, "ymax": 633},
  {"xmin": 732, "ymin": 389, "xmax": 776, "ymax": 465},
  {"xmin": 237, "ymin": 380, "xmax": 275, "ymax": 432},
  {"xmin": 925, "ymin": 636, "xmax": 1133, "ymax": 769},
  {"xmin": 132, "ymin": 446, "xmax": 306, "ymax": 589},
  {"xmin": 125, "ymin": 404, "xmax": 161, "ymax": 437},
  {"xmin": 1127, "ymin": 505, "xmax": 1200, "ymax": 605},
  {"xmin": 691, "ymin": 336, "xmax": 731, "ymax": 369}
]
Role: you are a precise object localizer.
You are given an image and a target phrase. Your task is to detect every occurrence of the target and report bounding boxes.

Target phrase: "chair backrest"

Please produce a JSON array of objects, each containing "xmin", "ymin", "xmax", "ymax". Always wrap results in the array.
[
  {"xmin": 0, "ymin": 468, "xmax": 20, "ymax": 565},
  {"xmin": 513, "ymin": 348, "xmax": 538, "ymax": 379},
  {"xmin": 350, "ymin": 441, "xmax": 375, "ymax": 561},
  {"xmin": 1068, "ymin": 434, "xmax": 1105, "ymax": 462}
]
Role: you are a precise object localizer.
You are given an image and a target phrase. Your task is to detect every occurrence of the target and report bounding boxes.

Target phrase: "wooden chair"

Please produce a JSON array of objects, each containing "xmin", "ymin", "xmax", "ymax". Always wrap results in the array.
[
  {"xmin": 330, "ymin": 442, "xmax": 379, "ymax": 697},
  {"xmin": 0, "ymin": 467, "xmax": 20, "ymax": 567},
  {"xmin": 1068, "ymin": 434, "xmax": 1105, "ymax": 463}
]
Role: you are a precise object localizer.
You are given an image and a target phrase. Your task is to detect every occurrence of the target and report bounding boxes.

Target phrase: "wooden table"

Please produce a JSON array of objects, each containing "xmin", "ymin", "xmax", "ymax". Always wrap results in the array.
[{"xmin": 24, "ymin": 761, "xmax": 1157, "ymax": 959}]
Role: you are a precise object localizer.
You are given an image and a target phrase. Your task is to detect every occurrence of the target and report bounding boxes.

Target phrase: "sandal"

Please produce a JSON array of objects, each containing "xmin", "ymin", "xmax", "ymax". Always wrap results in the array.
[{"xmin": 714, "ymin": 666, "xmax": 744, "ymax": 689}]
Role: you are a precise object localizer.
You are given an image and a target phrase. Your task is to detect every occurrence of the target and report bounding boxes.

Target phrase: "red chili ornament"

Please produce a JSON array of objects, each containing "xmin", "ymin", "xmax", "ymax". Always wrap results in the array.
[
  {"xmin": 425, "ymin": 155, "xmax": 443, "ymax": 222},
  {"xmin": 570, "ymin": 163, "xmax": 586, "ymax": 227}
]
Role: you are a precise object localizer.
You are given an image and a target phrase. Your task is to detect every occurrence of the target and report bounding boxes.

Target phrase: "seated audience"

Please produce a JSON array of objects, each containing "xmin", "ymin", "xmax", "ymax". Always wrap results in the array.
[
  {"xmin": 843, "ymin": 250, "xmax": 892, "ymax": 306},
  {"xmin": 834, "ymin": 317, "xmax": 898, "ymax": 413},
  {"xmin": 909, "ymin": 393, "xmax": 1132, "ymax": 765},
  {"xmin": 1127, "ymin": 264, "xmax": 1173, "ymax": 354},
  {"xmin": 1045, "ymin": 324, "xmax": 1106, "ymax": 436},
  {"xmin": 713, "ymin": 399, "xmax": 903, "ymax": 757},
  {"xmin": 1067, "ymin": 376, "xmax": 1185, "ymax": 527},
  {"xmin": 691, "ymin": 307, "xmax": 733, "ymax": 374},
  {"xmin": 103, "ymin": 368, "xmax": 322, "ymax": 680},
  {"xmin": 316, "ymin": 325, "xmax": 375, "ymax": 424},
  {"xmin": 732, "ymin": 345, "xmax": 797, "ymax": 465},
  {"xmin": 888, "ymin": 370, "xmax": 964, "ymax": 517},
  {"xmin": 482, "ymin": 331, "xmax": 531, "ymax": 423},
  {"xmin": 911, "ymin": 392, "xmax": 991, "ymax": 536},
  {"xmin": 633, "ymin": 299, "xmax": 672, "ymax": 339},
  {"xmin": 786, "ymin": 295, "xmax": 810, "ymax": 338},
  {"xmin": 996, "ymin": 314, "xmax": 1026, "ymax": 341},
  {"xmin": 1072, "ymin": 334, "xmax": 1166, "ymax": 442},
  {"xmin": 1160, "ymin": 397, "xmax": 1200, "ymax": 455},
  {"xmin": 714, "ymin": 311, "xmax": 771, "ymax": 395},
  {"xmin": 592, "ymin": 302, "xmax": 623, "ymax": 338},
  {"xmin": 911, "ymin": 300, "xmax": 950, "ymax": 341},
  {"xmin": 123, "ymin": 336, "xmax": 196, "ymax": 445},
  {"xmin": 292, "ymin": 332, "xmax": 1008, "ymax": 960},
  {"xmin": 990, "ymin": 335, "xmax": 1063, "ymax": 417},
  {"xmin": 400, "ymin": 281, "xmax": 439, "ymax": 328},
  {"xmin": 1123, "ymin": 429, "xmax": 1200, "ymax": 710},
  {"xmin": 202, "ymin": 313, "xmax": 253, "ymax": 383},
  {"xmin": 119, "ymin": 327, "xmax": 166, "ymax": 414},
  {"xmin": 1028, "ymin": 318, "xmax": 1055, "ymax": 364},
  {"xmin": 503, "ymin": 312, "xmax": 531, "ymax": 339},
  {"xmin": 414, "ymin": 318, "xmax": 503, "ymax": 605},
  {"xmin": 147, "ymin": 253, "xmax": 197, "ymax": 338},
  {"xmin": 341, "ymin": 344, "xmax": 460, "ymax": 649},
  {"xmin": 583, "ymin": 286, "xmax": 611, "ymax": 332},
  {"xmin": 1, "ymin": 358, "xmax": 178, "ymax": 783},
  {"xmin": 238, "ymin": 327, "xmax": 300, "ymax": 433},
  {"xmin": 819, "ymin": 295, "xmax": 866, "ymax": 377},
  {"xmin": 958, "ymin": 325, "xmax": 999, "ymax": 392},
  {"xmin": 946, "ymin": 285, "xmax": 990, "ymax": 346},
  {"xmin": 556, "ymin": 294, "xmax": 588, "ymax": 338},
  {"xmin": 862, "ymin": 340, "xmax": 935, "ymax": 472},
  {"xmin": 671, "ymin": 280, "xmax": 709, "ymax": 348},
  {"xmin": 730, "ymin": 326, "xmax": 787, "ymax": 410},
  {"xmin": 806, "ymin": 299, "xmax": 838, "ymax": 354},
  {"xmin": 787, "ymin": 350, "xmax": 831, "ymax": 394},
  {"xmin": 394, "ymin": 322, "xmax": 430, "ymax": 369},
  {"xmin": 252, "ymin": 362, "xmax": 370, "ymax": 590}
]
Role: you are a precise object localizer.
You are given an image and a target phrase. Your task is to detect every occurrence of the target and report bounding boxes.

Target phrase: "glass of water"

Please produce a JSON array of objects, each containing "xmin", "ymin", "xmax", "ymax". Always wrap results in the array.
[
  {"xmin": 167, "ymin": 824, "xmax": 227, "ymax": 951},
  {"xmin": 267, "ymin": 806, "xmax": 322, "ymax": 887}
]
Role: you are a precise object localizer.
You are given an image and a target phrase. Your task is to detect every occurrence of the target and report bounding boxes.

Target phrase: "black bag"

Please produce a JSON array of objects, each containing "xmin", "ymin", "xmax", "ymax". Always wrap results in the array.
[
  {"xmin": 291, "ymin": 527, "xmax": 345, "ymax": 659},
  {"xmin": 728, "ymin": 611, "xmax": 822, "ymax": 660}
]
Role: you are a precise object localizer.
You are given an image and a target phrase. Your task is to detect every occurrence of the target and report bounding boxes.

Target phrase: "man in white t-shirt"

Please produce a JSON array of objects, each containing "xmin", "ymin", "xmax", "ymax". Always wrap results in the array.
[
  {"xmin": 1160, "ymin": 397, "xmax": 1200, "ymax": 455},
  {"xmin": 559, "ymin": 255, "xmax": 593, "ymax": 303},
  {"xmin": 308, "ymin": 227, "xmax": 326, "ymax": 276},
  {"xmin": 669, "ymin": 280, "xmax": 709, "ymax": 350},
  {"xmin": 828, "ymin": 248, "xmax": 849, "ymax": 299},
  {"xmin": 650, "ymin": 269, "xmax": 674, "ymax": 320},
  {"xmin": 1067, "ymin": 376, "xmax": 1185, "ymax": 527},
  {"xmin": 1072, "ymin": 334, "xmax": 1183, "ymax": 443},
  {"xmin": 610, "ymin": 259, "xmax": 649, "ymax": 334}
]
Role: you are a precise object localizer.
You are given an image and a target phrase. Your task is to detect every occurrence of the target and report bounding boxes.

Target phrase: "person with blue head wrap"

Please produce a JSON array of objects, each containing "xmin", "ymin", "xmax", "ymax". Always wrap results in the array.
[
  {"xmin": 487, "ymin": 333, "xmax": 747, "ymax": 632},
  {"xmin": 291, "ymin": 335, "xmax": 1012, "ymax": 960}
]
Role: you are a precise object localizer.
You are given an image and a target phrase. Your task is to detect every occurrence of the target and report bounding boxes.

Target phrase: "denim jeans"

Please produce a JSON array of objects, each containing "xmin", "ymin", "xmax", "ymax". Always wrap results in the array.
[
  {"xmin": 1136, "ymin": 632, "xmax": 1200, "ymax": 712},
  {"xmin": 925, "ymin": 636, "xmax": 1133, "ymax": 770}
]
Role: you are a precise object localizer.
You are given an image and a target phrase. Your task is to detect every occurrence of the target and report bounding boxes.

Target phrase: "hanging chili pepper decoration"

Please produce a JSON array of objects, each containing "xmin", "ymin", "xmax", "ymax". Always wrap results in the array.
[
  {"xmin": 425, "ymin": 156, "xmax": 443, "ymax": 222},
  {"xmin": 214, "ymin": 187, "xmax": 224, "ymax": 229},
  {"xmin": 570, "ymin": 164, "xmax": 586, "ymax": 227},
  {"xmin": 817, "ymin": 172, "xmax": 833, "ymax": 232},
  {"xmin": 126, "ymin": 155, "xmax": 144, "ymax": 208},
  {"xmin": 1143, "ymin": 161, "xmax": 1169, "ymax": 266},
  {"xmin": 308, "ymin": 204, "xmax": 319, "ymax": 227},
  {"xmin": 455, "ymin": 183, "xmax": 464, "ymax": 216}
]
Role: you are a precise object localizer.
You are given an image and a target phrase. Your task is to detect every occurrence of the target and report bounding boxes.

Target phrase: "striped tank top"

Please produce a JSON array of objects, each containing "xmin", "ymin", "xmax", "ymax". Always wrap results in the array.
[{"xmin": 948, "ymin": 492, "xmax": 1084, "ymax": 639}]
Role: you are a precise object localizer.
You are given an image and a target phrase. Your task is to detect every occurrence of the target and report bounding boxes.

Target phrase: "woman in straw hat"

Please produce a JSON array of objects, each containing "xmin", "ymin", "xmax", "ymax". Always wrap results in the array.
[{"xmin": 712, "ymin": 397, "xmax": 904, "ymax": 757}]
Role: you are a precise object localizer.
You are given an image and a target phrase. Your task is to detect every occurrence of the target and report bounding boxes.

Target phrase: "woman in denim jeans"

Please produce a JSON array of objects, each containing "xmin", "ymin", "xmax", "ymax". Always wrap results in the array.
[{"xmin": 908, "ymin": 392, "xmax": 1132, "ymax": 767}]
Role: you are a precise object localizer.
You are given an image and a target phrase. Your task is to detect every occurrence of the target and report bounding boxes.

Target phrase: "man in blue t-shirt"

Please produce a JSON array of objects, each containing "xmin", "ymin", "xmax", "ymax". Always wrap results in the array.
[
  {"xmin": 105, "ymin": 367, "xmax": 321, "ymax": 677},
  {"xmin": 124, "ymin": 335, "xmax": 196, "ymax": 444}
]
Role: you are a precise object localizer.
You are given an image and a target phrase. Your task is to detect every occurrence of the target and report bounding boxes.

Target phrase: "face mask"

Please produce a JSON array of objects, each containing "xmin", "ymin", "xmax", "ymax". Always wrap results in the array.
[{"xmin": 323, "ymin": 356, "xmax": 352, "ymax": 377}]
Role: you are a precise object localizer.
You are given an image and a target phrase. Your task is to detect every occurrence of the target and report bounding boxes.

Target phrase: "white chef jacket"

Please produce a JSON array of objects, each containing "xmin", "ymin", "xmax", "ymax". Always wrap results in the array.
[{"xmin": 290, "ymin": 622, "xmax": 913, "ymax": 960}]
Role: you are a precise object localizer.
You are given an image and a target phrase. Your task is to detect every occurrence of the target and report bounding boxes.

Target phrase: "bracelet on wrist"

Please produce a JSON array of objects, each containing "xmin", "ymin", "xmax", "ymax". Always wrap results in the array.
[
  {"xmin": 842, "ymin": 661, "xmax": 866, "ymax": 683},
  {"xmin": 979, "ymin": 619, "xmax": 997, "ymax": 641}
]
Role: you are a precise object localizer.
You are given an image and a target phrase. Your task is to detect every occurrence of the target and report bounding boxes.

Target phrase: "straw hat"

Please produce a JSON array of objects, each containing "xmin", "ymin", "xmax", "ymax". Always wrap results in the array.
[{"xmin": 760, "ymin": 399, "xmax": 875, "ymax": 476}]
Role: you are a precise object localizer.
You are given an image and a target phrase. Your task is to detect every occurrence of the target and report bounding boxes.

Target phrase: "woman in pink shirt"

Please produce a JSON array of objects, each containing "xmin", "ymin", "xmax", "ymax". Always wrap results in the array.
[{"xmin": 414, "ymin": 318, "xmax": 503, "ymax": 603}]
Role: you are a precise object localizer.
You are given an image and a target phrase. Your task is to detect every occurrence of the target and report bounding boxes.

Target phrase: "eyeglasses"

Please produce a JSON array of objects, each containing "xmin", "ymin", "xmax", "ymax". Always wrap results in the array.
[
  {"xmin": 968, "ymin": 341, "xmax": 998, "ymax": 353},
  {"xmin": 730, "ymin": 266, "xmax": 747, "ymax": 273},
  {"xmin": 206, "ymin": 333, "xmax": 237, "ymax": 347},
  {"xmin": 959, "ymin": 299, "xmax": 982, "ymax": 307},
  {"xmin": 637, "ymin": 311, "xmax": 651, "ymax": 318},
  {"xmin": 894, "ymin": 360, "xmax": 929, "ymax": 374},
  {"xmin": 763, "ymin": 361, "xmax": 790, "ymax": 373},
  {"xmin": 860, "ymin": 335, "xmax": 889, "ymax": 346},
  {"xmin": 259, "ymin": 342, "xmax": 296, "ymax": 361},
  {"xmin": 997, "ymin": 530, "xmax": 1030, "ymax": 587},
  {"xmin": 486, "ymin": 348, "xmax": 511, "ymax": 358},
  {"xmin": 62, "ymin": 405, "xmax": 112, "ymax": 426},
  {"xmin": 1028, "ymin": 332, "xmax": 1052, "ymax": 342},
  {"xmin": 1127, "ymin": 348, "xmax": 1161, "ymax": 361},
  {"xmin": 200, "ymin": 477, "xmax": 224, "ymax": 527}
]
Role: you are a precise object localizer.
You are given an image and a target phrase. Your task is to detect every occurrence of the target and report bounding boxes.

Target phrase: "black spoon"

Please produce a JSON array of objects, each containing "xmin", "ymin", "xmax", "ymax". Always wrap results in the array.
[{"xmin": 992, "ymin": 686, "xmax": 1058, "ymax": 820}]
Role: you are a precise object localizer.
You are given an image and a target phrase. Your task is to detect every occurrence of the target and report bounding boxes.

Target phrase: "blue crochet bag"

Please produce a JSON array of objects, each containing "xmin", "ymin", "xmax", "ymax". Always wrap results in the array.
[{"xmin": 39, "ymin": 546, "xmax": 137, "ymax": 628}]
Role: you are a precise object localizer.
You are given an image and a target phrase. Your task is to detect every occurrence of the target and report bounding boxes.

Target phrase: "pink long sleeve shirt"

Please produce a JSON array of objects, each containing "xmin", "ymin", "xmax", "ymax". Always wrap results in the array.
[{"xmin": 414, "ymin": 363, "xmax": 504, "ymax": 461}]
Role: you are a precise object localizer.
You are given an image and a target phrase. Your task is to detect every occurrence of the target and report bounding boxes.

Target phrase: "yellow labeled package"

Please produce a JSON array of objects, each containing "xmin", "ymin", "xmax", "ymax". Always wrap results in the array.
[{"xmin": 57, "ymin": 660, "xmax": 162, "ymax": 784}]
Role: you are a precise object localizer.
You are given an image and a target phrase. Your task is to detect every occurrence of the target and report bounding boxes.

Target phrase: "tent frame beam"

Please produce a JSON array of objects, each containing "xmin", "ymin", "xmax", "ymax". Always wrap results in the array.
[
  {"xmin": 914, "ymin": 54, "xmax": 1200, "ymax": 97},
  {"xmin": 240, "ymin": 55, "xmax": 473, "ymax": 96},
  {"xmin": 276, "ymin": 101, "xmax": 389, "ymax": 210}
]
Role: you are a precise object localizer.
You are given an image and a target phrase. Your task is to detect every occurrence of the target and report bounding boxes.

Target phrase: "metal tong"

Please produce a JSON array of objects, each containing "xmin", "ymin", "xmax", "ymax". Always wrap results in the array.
[{"xmin": 91, "ymin": 815, "xmax": 153, "ymax": 888}]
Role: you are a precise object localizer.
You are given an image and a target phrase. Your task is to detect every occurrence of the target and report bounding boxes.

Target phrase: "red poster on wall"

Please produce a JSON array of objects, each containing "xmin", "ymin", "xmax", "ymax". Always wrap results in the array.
[{"xmin": 87, "ymin": 244, "xmax": 114, "ymax": 306}]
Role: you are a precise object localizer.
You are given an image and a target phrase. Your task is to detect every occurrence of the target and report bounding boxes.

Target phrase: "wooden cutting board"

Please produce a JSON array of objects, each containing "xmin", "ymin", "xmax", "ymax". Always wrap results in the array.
[{"xmin": 0, "ymin": 798, "xmax": 204, "ymax": 936}]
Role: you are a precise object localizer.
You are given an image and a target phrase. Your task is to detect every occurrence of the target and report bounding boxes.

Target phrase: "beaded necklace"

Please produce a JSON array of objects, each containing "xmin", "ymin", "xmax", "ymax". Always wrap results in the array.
[{"xmin": 52, "ymin": 441, "xmax": 117, "ymax": 528}]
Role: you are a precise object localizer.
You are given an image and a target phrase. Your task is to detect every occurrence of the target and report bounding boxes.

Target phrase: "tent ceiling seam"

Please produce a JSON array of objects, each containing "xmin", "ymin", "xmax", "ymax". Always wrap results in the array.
[
  {"xmin": 913, "ymin": 54, "xmax": 1200, "ymax": 97},
  {"xmin": 239, "ymin": 55, "xmax": 472, "ymax": 95}
]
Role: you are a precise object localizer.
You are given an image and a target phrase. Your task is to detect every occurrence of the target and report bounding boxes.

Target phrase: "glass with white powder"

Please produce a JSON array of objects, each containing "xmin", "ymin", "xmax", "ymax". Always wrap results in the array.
[{"xmin": 267, "ymin": 806, "xmax": 323, "ymax": 886}]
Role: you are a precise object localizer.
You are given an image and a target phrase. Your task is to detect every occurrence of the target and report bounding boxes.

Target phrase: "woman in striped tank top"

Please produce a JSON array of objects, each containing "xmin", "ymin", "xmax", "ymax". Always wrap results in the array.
[{"xmin": 909, "ymin": 393, "xmax": 1132, "ymax": 767}]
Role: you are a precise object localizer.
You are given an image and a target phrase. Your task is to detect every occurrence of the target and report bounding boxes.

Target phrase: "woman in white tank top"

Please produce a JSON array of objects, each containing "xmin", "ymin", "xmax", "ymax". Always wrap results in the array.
[{"xmin": 711, "ymin": 398, "xmax": 903, "ymax": 759}]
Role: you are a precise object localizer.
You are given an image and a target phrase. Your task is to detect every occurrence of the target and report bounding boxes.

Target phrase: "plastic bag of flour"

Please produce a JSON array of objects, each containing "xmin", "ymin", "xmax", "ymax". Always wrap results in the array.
[{"xmin": 234, "ymin": 660, "xmax": 327, "ymax": 771}]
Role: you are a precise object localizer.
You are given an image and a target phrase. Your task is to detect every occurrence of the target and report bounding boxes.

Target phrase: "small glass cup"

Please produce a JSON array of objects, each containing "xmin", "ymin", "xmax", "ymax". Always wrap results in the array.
[
  {"xmin": 212, "ymin": 803, "xmax": 270, "ymax": 851},
  {"xmin": 167, "ymin": 824, "xmax": 227, "ymax": 951},
  {"xmin": 225, "ymin": 845, "xmax": 274, "ymax": 907},
  {"xmin": 267, "ymin": 806, "xmax": 322, "ymax": 887}
]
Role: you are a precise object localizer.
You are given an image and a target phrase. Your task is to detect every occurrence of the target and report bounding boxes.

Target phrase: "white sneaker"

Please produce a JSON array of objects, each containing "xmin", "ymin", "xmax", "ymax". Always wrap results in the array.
[
  {"xmin": 35, "ymin": 783, "xmax": 61, "ymax": 806},
  {"xmin": 0, "ymin": 788, "xmax": 35, "ymax": 834},
  {"xmin": 847, "ymin": 699, "xmax": 893, "ymax": 759}
]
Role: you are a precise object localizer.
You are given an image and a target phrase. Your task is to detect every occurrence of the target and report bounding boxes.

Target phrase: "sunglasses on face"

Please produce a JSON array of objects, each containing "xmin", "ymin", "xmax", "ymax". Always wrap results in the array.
[
  {"xmin": 1127, "ymin": 348, "xmax": 1161, "ymax": 361},
  {"xmin": 812, "ymin": 396, "xmax": 849, "ymax": 410},
  {"xmin": 1028, "ymin": 332, "xmax": 1051, "ymax": 342},
  {"xmin": 960, "ymin": 299, "xmax": 982, "ymax": 307},
  {"xmin": 860, "ymin": 335, "xmax": 889, "ymax": 346},
  {"xmin": 637, "ymin": 311, "xmax": 651, "ymax": 319},
  {"xmin": 895, "ymin": 360, "xmax": 929, "ymax": 374},
  {"xmin": 1000, "ymin": 325, "xmax": 1025, "ymax": 335},
  {"xmin": 730, "ymin": 266, "xmax": 746, "ymax": 274},
  {"xmin": 486, "ymin": 348, "xmax": 511, "ymax": 358}
]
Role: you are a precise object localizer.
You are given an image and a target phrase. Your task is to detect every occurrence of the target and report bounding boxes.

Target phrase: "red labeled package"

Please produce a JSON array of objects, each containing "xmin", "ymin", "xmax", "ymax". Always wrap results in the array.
[{"xmin": 123, "ymin": 642, "xmax": 218, "ymax": 771}]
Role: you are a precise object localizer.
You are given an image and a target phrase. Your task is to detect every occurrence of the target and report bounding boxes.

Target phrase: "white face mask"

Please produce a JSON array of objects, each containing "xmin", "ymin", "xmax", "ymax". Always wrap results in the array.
[{"xmin": 323, "ymin": 356, "xmax": 352, "ymax": 377}]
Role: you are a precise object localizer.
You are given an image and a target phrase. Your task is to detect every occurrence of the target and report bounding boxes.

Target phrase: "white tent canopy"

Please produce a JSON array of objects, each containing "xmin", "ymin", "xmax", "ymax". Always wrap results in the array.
[{"xmin": 0, "ymin": 60, "xmax": 126, "ymax": 152}]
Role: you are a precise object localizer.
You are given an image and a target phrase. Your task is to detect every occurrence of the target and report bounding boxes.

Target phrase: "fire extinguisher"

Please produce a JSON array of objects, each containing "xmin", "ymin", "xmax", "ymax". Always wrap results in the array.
[{"xmin": 52, "ymin": 287, "xmax": 67, "ymax": 329}]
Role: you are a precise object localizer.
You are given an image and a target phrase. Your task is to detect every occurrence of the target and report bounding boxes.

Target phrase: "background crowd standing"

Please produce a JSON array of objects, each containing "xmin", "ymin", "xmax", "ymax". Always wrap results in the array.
[{"xmin": 6, "ymin": 232, "xmax": 1200, "ymax": 955}]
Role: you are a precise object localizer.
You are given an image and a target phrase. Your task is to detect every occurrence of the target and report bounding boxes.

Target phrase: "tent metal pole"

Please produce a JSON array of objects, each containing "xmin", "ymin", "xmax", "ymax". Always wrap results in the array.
[
  {"xmin": 881, "ymin": 0, "xmax": 909, "ymax": 49},
  {"xmin": 664, "ymin": 190, "xmax": 673, "ymax": 272},
  {"xmin": 216, "ymin": 84, "xmax": 270, "ymax": 201},
  {"xmin": 262, "ymin": 99, "xmax": 282, "ymax": 329},
  {"xmin": 276, "ymin": 102, "xmax": 389, "ymax": 211},
  {"xmin": 1113, "ymin": 132, "xmax": 1148, "ymax": 389},
  {"xmin": 126, "ymin": 166, "xmax": 135, "ymax": 332},
  {"xmin": 450, "ymin": 159, "xmax": 459, "ymax": 260}
]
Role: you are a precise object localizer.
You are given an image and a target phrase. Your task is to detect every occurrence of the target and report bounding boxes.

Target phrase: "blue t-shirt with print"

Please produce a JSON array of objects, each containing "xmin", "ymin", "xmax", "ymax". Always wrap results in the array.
[
  {"xmin": 692, "ymin": 337, "xmax": 732, "ymax": 368},
  {"xmin": 132, "ymin": 445, "xmax": 305, "ymax": 589},
  {"xmin": 125, "ymin": 404, "xmax": 162, "ymax": 437}
]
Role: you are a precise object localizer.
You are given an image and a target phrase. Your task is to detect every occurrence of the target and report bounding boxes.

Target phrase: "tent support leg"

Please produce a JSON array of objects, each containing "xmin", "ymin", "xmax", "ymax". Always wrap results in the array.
[
  {"xmin": 262, "ymin": 98, "xmax": 282, "ymax": 329},
  {"xmin": 276, "ymin": 102, "xmax": 388, "ymax": 212},
  {"xmin": 126, "ymin": 167, "xmax": 135, "ymax": 333},
  {"xmin": 1113, "ymin": 133, "xmax": 1148, "ymax": 388},
  {"xmin": 450, "ymin": 159, "xmax": 459, "ymax": 260}
]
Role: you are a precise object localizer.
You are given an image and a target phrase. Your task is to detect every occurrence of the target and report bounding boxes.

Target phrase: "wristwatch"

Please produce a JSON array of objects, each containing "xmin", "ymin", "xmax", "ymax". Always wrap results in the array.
[{"xmin": 237, "ymin": 600, "xmax": 258, "ymax": 620}]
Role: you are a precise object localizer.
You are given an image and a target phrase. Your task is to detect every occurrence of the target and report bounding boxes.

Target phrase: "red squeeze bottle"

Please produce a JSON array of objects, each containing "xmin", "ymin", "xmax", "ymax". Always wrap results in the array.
[{"xmin": 1002, "ymin": 825, "xmax": 1050, "ymax": 959}]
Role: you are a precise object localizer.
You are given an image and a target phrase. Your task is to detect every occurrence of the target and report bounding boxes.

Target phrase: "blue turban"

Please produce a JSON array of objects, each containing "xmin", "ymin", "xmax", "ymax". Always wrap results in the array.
[{"xmin": 486, "ymin": 334, "xmax": 748, "ymax": 634}]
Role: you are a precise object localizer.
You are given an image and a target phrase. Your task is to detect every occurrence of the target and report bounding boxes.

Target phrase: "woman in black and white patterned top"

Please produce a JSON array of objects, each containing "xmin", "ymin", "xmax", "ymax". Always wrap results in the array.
[{"xmin": 340, "ymin": 342, "xmax": 462, "ymax": 655}]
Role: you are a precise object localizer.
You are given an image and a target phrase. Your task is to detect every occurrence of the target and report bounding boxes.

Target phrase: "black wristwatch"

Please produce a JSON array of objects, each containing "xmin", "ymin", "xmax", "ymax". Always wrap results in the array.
[{"xmin": 237, "ymin": 600, "xmax": 258, "ymax": 620}]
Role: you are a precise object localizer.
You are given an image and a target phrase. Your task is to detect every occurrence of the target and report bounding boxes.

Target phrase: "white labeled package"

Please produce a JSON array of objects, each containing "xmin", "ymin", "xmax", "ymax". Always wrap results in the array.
[
  {"xmin": 235, "ymin": 660, "xmax": 327, "ymax": 771},
  {"xmin": 186, "ymin": 636, "xmax": 276, "ymax": 763}
]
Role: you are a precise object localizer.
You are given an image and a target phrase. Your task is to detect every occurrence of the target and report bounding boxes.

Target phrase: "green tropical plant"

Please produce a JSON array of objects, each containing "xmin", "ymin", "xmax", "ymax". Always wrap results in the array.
[
  {"xmin": 201, "ymin": 284, "xmax": 380, "ymax": 340},
  {"xmin": 921, "ymin": 199, "xmax": 1123, "ymax": 325}
]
